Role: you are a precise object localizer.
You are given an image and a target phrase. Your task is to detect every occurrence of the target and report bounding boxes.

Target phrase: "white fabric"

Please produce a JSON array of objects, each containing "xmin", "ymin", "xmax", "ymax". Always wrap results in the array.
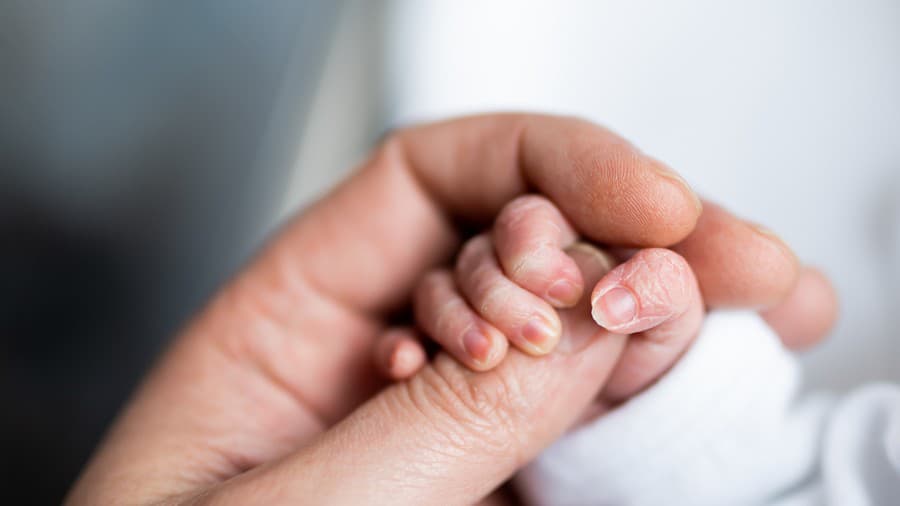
[{"xmin": 515, "ymin": 312, "xmax": 900, "ymax": 505}]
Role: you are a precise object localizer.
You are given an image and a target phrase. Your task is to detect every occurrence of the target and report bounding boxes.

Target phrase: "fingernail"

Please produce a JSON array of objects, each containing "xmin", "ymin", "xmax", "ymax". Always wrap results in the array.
[
  {"xmin": 462, "ymin": 330, "xmax": 492, "ymax": 364},
  {"xmin": 750, "ymin": 223, "xmax": 798, "ymax": 263},
  {"xmin": 521, "ymin": 317, "xmax": 559, "ymax": 353},
  {"xmin": 654, "ymin": 164, "xmax": 703, "ymax": 214},
  {"xmin": 591, "ymin": 286, "xmax": 638, "ymax": 329},
  {"xmin": 546, "ymin": 279, "xmax": 579, "ymax": 307}
]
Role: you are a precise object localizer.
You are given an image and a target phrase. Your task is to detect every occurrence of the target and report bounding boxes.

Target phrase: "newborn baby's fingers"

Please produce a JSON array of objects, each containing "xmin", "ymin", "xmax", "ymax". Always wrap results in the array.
[
  {"xmin": 493, "ymin": 195, "xmax": 584, "ymax": 307},
  {"xmin": 456, "ymin": 234, "xmax": 563, "ymax": 356},
  {"xmin": 373, "ymin": 327, "xmax": 427, "ymax": 380},
  {"xmin": 414, "ymin": 270, "xmax": 509, "ymax": 371},
  {"xmin": 591, "ymin": 248, "xmax": 704, "ymax": 402}
]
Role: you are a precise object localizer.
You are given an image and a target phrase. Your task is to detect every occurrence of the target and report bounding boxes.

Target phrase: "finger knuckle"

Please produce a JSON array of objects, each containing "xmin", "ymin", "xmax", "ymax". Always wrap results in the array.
[
  {"xmin": 407, "ymin": 359, "xmax": 528, "ymax": 456},
  {"xmin": 495, "ymin": 195, "xmax": 551, "ymax": 235}
]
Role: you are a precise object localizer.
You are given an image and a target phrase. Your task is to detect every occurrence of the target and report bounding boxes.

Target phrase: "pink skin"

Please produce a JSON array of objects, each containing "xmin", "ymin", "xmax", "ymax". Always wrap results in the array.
[
  {"xmin": 455, "ymin": 234, "xmax": 563, "ymax": 355},
  {"xmin": 372, "ymin": 328, "xmax": 427, "ymax": 380},
  {"xmin": 375, "ymin": 195, "xmax": 704, "ymax": 404},
  {"xmin": 591, "ymin": 248, "xmax": 703, "ymax": 401},
  {"xmin": 413, "ymin": 271, "xmax": 509, "ymax": 370},
  {"xmin": 492, "ymin": 195, "xmax": 584, "ymax": 307}
]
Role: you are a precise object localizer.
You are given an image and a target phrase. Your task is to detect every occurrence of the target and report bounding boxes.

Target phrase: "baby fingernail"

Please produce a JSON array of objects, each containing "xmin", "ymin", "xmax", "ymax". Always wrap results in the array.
[
  {"xmin": 592, "ymin": 286, "xmax": 637, "ymax": 329},
  {"xmin": 463, "ymin": 330, "xmax": 492, "ymax": 364},
  {"xmin": 547, "ymin": 279, "xmax": 579, "ymax": 306},
  {"xmin": 521, "ymin": 317, "xmax": 559, "ymax": 353}
]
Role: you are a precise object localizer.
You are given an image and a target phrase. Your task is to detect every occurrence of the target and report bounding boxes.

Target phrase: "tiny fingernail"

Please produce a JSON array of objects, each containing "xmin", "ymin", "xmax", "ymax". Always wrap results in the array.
[
  {"xmin": 463, "ymin": 330, "xmax": 492, "ymax": 364},
  {"xmin": 592, "ymin": 286, "xmax": 638, "ymax": 329},
  {"xmin": 547, "ymin": 279, "xmax": 579, "ymax": 306},
  {"xmin": 521, "ymin": 317, "xmax": 559, "ymax": 353}
]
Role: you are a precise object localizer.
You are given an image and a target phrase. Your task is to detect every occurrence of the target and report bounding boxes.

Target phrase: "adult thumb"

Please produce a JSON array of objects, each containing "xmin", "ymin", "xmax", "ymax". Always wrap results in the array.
[{"xmin": 207, "ymin": 245, "xmax": 624, "ymax": 505}]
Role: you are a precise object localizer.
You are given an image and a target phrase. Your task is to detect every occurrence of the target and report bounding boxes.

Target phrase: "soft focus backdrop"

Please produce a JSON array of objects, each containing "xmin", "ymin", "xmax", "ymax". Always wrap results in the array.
[
  {"xmin": 3, "ymin": 1, "xmax": 900, "ymax": 503},
  {"xmin": 1, "ymin": 2, "xmax": 351, "ymax": 502}
]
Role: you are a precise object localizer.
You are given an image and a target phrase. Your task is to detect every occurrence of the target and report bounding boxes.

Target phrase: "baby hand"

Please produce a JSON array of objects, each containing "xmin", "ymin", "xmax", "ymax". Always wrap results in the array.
[{"xmin": 374, "ymin": 195, "xmax": 703, "ymax": 403}]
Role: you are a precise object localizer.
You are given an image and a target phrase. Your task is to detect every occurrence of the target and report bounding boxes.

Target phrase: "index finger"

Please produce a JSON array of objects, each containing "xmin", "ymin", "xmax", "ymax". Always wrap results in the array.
[{"xmin": 287, "ymin": 113, "xmax": 702, "ymax": 314}]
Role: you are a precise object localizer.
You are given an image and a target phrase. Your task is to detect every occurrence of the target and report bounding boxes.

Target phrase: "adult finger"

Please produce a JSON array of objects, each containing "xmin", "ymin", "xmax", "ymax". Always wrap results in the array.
[
  {"xmin": 761, "ymin": 266, "xmax": 839, "ymax": 350},
  {"xmin": 671, "ymin": 202, "xmax": 840, "ymax": 348},
  {"xmin": 671, "ymin": 201, "xmax": 798, "ymax": 309},
  {"xmin": 290, "ymin": 113, "xmax": 701, "ymax": 318}
]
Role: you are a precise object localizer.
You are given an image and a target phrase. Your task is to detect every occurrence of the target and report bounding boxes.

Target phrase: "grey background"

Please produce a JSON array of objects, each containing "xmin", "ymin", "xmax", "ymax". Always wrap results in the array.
[{"xmin": 1, "ymin": 2, "xmax": 347, "ymax": 502}]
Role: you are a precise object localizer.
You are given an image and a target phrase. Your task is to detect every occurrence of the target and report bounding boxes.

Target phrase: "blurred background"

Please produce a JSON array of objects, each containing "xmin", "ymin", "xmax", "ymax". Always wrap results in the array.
[{"xmin": 2, "ymin": 1, "xmax": 899, "ymax": 503}]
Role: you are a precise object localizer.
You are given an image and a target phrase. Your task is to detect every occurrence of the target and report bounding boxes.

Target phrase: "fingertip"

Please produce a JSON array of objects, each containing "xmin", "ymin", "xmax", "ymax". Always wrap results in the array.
[
  {"xmin": 375, "ymin": 328, "xmax": 423, "ymax": 380},
  {"xmin": 761, "ymin": 266, "xmax": 839, "ymax": 350},
  {"xmin": 575, "ymin": 147, "xmax": 700, "ymax": 247},
  {"xmin": 542, "ymin": 260, "xmax": 585, "ymax": 307},
  {"xmin": 598, "ymin": 248, "xmax": 704, "ymax": 402},
  {"xmin": 590, "ymin": 248, "xmax": 696, "ymax": 334},
  {"xmin": 674, "ymin": 202, "xmax": 800, "ymax": 308},
  {"xmin": 520, "ymin": 119, "xmax": 702, "ymax": 248},
  {"xmin": 519, "ymin": 315, "xmax": 562, "ymax": 356},
  {"xmin": 747, "ymin": 222, "xmax": 801, "ymax": 301},
  {"xmin": 463, "ymin": 326, "xmax": 509, "ymax": 371},
  {"xmin": 644, "ymin": 158, "xmax": 704, "ymax": 244},
  {"xmin": 388, "ymin": 337, "xmax": 427, "ymax": 380},
  {"xmin": 492, "ymin": 195, "xmax": 584, "ymax": 306}
]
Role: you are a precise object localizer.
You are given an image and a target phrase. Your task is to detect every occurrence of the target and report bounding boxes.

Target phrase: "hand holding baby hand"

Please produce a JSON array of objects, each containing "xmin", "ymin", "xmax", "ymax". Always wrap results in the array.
[
  {"xmin": 376, "ymin": 195, "xmax": 704, "ymax": 407},
  {"xmin": 376, "ymin": 196, "xmax": 836, "ymax": 409},
  {"xmin": 68, "ymin": 114, "xmax": 834, "ymax": 506}
]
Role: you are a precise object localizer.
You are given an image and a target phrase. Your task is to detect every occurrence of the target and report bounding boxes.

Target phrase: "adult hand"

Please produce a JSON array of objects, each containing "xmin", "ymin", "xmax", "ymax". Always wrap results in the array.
[{"xmin": 67, "ymin": 114, "xmax": 833, "ymax": 505}]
